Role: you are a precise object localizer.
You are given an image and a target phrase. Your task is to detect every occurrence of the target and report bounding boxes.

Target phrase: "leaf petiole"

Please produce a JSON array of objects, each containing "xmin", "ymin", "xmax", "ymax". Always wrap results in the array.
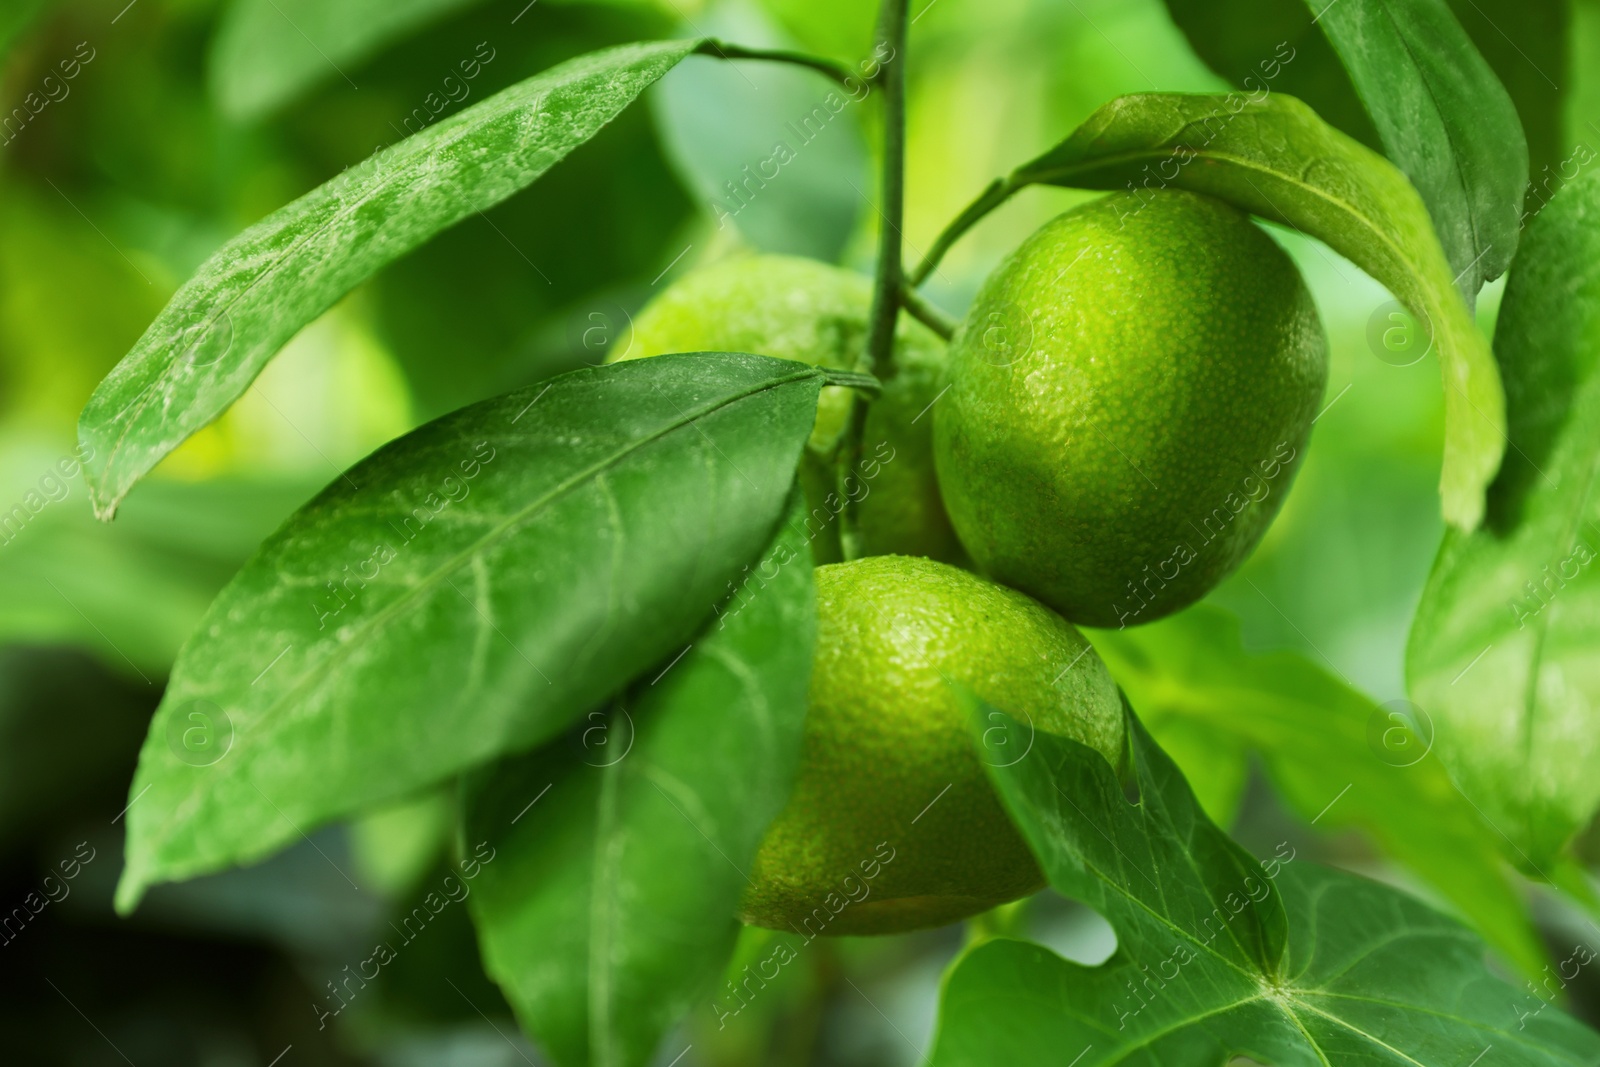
[{"xmin": 696, "ymin": 40, "xmax": 860, "ymax": 90}]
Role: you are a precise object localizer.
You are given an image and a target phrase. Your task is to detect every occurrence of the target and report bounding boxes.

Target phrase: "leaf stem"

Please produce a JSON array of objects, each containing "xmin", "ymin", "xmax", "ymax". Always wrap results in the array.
[
  {"xmin": 907, "ymin": 175, "xmax": 1020, "ymax": 287},
  {"xmin": 822, "ymin": 369, "xmax": 884, "ymax": 395},
  {"xmin": 697, "ymin": 40, "xmax": 860, "ymax": 90},
  {"xmin": 898, "ymin": 281, "xmax": 956, "ymax": 340}
]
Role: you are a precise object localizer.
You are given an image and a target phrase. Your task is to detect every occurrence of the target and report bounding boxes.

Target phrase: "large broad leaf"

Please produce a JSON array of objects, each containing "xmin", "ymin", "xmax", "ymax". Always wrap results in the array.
[
  {"xmin": 1409, "ymin": 168, "xmax": 1600, "ymax": 876},
  {"xmin": 114, "ymin": 353, "xmax": 826, "ymax": 912},
  {"xmin": 1090, "ymin": 606, "xmax": 1542, "ymax": 978},
  {"xmin": 78, "ymin": 38, "xmax": 703, "ymax": 520},
  {"xmin": 1160, "ymin": 0, "xmax": 1526, "ymax": 296},
  {"xmin": 465, "ymin": 492, "xmax": 814, "ymax": 1067},
  {"xmin": 928, "ymin": 704, "xmax": 1600, "ymax": 1066},
  {"xmin": 1008, "ymin": 91, "xmax": 1504, "ymax": 530},
  {"xmin": 209, "ymin": 0, "xmax": 491, "ymax": 120}
]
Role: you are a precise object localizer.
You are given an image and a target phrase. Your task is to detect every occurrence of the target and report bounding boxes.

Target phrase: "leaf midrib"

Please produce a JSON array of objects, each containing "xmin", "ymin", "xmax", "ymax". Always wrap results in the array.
[{"xmin": 145, "ymin": 365, "xmax": 821, "ymax": 850}]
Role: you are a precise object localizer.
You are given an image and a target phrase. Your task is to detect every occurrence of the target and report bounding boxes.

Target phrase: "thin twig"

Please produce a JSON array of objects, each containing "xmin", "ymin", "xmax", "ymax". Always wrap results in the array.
[
  {"xmin": 898, "ymin": 282, "xmax": 957, "ymax": 340},
  {"xmin": 697, "ymin": 40, "xmax": 859, "ymax": 89},
  {"xmin": 908, "ymin": 175, "xmax": 1020, "ymax": 286}
]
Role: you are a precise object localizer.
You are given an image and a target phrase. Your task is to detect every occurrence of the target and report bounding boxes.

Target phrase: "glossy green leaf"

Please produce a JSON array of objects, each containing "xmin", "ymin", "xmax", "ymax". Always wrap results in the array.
[
  {"xmin": 1409, "ymin": 168, "xmax": 1600, "ymax": 875},
  {"xmin": 114, "ymin": 353, "xmax": 825, "ymax": 913},
  {"xmin": 1161, "ymin": 0, "xmax": 1526, "ymax": 295},
  {"xmin": 1090, "ymin": 605, "xmax": 1542, "ymax": 978},
  {"xmin": 1445, "ymin": 0, "xmax": 1568, "ymax": 203},
  {"xmin": 78, "ymin": 38, "xmax": 703, "ymax": 520},
  {"xmin": 929, "ymin": 704, "xmax": 1600, "ymax": 1066},
  {"xmin": 1157, "ymin": 0, "xmax": 1381, "ymax": 150},
  {"xmin": 1313, "ymin": 0, "xmax": 1526, "ymax": 294},
  {"xmin": 465, "ymin": 492, "xmax": 814, "ymax": 1067},
  {"xmin": 1009, "ymin": 91, "xmax": 1504, "ymax": 529},
  {"xmin": 209, "ymin": 0, "xmax": 491, "ymax": 120}
]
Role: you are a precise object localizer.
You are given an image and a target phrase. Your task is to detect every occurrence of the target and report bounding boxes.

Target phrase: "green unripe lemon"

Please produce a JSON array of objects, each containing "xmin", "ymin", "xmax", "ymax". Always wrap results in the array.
[
  {"xmin": 741, "ymin": 555, "xmax": 1122, "ymax": 936},
  {"xmin": 934, "ymin": 190, "xmax": 1328, "ymax": 627},
  {"xmin": 620, "ymin": 254, "xmax": 965, "ymax": 563}
]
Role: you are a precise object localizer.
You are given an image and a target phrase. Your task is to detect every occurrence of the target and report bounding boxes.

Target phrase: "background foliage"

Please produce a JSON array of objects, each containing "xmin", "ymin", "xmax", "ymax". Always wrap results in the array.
[{"xmin": 6, "ymin": 0, "xmax": 1600, "ymax": 1063}]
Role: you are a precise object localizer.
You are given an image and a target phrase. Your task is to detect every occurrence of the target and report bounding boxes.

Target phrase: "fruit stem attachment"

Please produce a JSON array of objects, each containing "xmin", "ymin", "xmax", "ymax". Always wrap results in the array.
[
  {"xmin": 822, "ymin": 369, "xmax": 883, "ymax": 396},
  {"xmin": 696, "ymin": 40, "xmax": 860, "ymax": 90},
  {"xmin": 899, "ymin": 281, "xmax": 956, "ymax": 340},
  {"xmin": 907, "ymin": 175, "xmax": 1021, "ymax": 287}
]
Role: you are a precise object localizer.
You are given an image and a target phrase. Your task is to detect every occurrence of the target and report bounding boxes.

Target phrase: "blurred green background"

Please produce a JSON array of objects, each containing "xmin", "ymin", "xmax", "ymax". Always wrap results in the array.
[{"xmin": 4, "ymin": 0, "xmax": 1599, "ymax": 1063}]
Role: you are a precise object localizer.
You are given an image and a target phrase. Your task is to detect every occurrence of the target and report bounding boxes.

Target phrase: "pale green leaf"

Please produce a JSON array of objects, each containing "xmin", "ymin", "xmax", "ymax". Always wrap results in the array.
[
  {"xmin": 78, "ymin": 38, "xmax": 703, "ymax": 520},
  {"xmin": 1409, "ymin": 168, "xmax": 1600, "ymax": 874}
]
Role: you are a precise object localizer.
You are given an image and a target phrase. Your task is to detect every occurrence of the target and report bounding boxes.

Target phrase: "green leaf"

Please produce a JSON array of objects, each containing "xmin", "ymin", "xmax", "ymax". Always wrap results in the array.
[
  {"xmin": 1090, "ymin": 605, "xmax": 1543, "ymax": 979},
  {"xmin": 114, "ymin": 353, "xmax": 824, "ymax": 913},
  {"xmin": 1160, "ymin": 0, "xmax": 1527, "ymax": 295},
  {"xmin": 1009, "ymin": 91, "xmax": 1504, "ymax": 529},
  {"xmin": 928, "ymin": 703, "xmax": 1600, "ymax": 1066},
  {"xmin": 1311, "ymin": 0, "xmax": 1526, "ymax": 294},
  {"xmin": 78, "ymin": 38, "xmax": 703, "ymax": 520},
  {"xmin": 465, "ymin": 491, "xmax": 814, "ymax": 1067},
  {"xmin": 1157, "ymin": 0, "xmax": 1383, "ymax": 151},
  {"xmin": 1445, "ymin": 0, "xmax": 1568, "ymax": 206},
  {"xmin": 1408, "ymin": 167, "xmax": 1600, "ymax": 875},
  {"xmin": 209, "ymin": 0, "xmax": 491, "ymax": 120}
]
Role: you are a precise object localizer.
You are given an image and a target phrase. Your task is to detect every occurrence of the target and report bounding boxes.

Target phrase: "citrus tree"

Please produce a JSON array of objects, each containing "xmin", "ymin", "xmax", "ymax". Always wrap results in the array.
[{"xmin": 63, "ymin": 0, "xmax": 1600, "ymax": 1062}]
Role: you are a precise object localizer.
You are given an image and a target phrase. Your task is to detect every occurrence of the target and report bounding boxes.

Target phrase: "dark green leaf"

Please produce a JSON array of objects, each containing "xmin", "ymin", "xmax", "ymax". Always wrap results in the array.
[
  {"xmin": 1159, "ymin": 0, "xmax": 1381, "ymax": 150},
  {"xmin": 1090, "ymin": 605, "xmax": 1543, "ymax": 978},
  {"xmin": 466, "ymin": 492, "xmax": 814, "ymax": 1067},
  {"xmin": 1409, "ymin": 168, "xmax": 1600, "ymax": 875},
  {"xmin": 929, "ymin": 703, "xmax": 1600, "ymax": 1065},
  {"xmin": 209, "ymin": 0, "xmax": 491, "ymax": 120},
  {"xmin": 1312, "ymin": 0, "xmax": 1526, "ymax": 294},
  {"xmin": 1161, "ymin": 0, "xmax": 1527, "ymax": 295},
  {"xmin": 114, "ymin": 353, "xmax": 823, "ymax": 912},
  {"xmin": 1010, "ymin": 91, "xmax": 1504, "ymax": 529},
  {"xmin": 78, "ymin": 38, "xmax": 703, "ymax": 520},
  {"xmin": 1445, "ymin": 0, "xmax": 1568, "ymax": 207}
]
